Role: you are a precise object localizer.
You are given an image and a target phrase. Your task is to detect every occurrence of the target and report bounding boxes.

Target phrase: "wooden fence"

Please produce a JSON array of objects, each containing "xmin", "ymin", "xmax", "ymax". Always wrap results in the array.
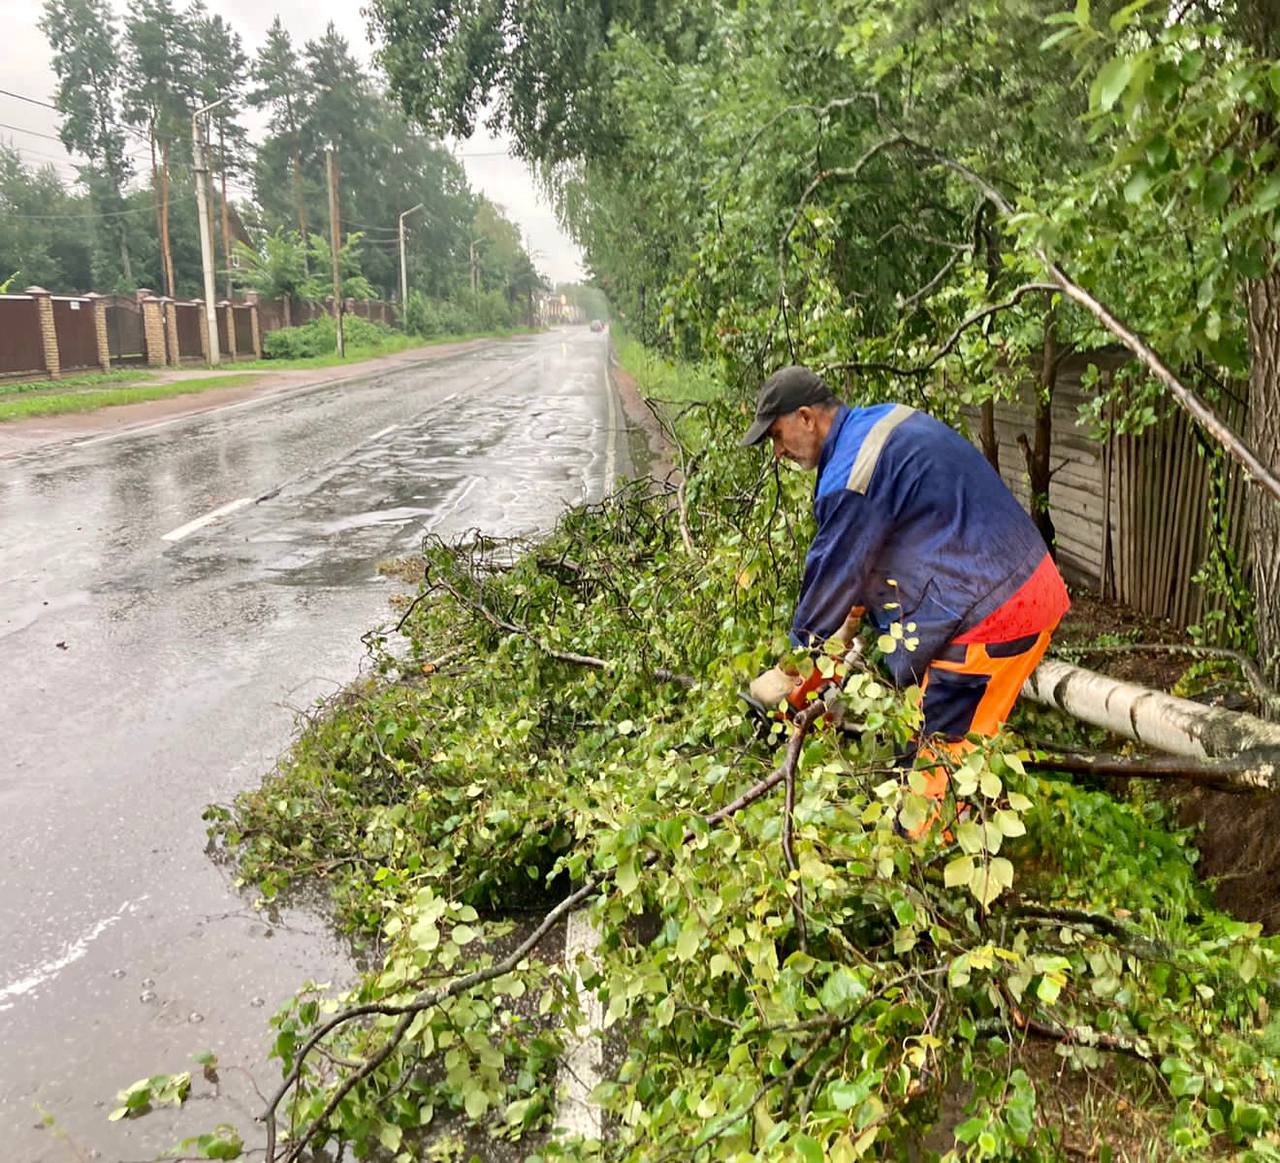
[{"xmin": 965, "ymin": 352, "xmax": 1250, "ymax": 631}]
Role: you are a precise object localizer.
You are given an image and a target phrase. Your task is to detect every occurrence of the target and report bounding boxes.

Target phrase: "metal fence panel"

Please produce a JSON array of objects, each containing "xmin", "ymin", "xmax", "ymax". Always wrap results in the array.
[
  {"xmin": 257, "ymin": 298, "xmax": 286, "ymax": 333},
  {"xmin": 0, "ymin": 296, "xmax": 44, "ymax": 376},
  {"xmin": 105, "ymin": 302, "xmax": 145, "ymax": 362},
  {"xmin": 233, "ymin": 306, "xmax": 253, "ymax": 355},
  {"xmin": 52, "ymin": 297, "xmax": 98, "ymax": 370},
  {"xmin": 175, "ymin": 303, "xmax": 203, "ymax": 359}
]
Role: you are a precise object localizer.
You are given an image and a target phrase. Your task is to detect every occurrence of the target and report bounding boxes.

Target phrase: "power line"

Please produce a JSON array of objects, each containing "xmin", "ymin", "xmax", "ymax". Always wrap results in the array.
[
  {"xmin": 1, "ymin": 199, "xmax": 186, "ymax": 221},
  {"xmin": 6, "ymin": 144, "xmax": 80, "ymax": 168},
  {"xmin": 0, "ymin": 119, "xmax": 70, "ymax": 145},
  {"xmin": 0, "ymin": 87, "xmax": 56, "ymax": 111},
  {"xmin": 0, "ymin": 86, "xmax": 156, "ymax": 149}
]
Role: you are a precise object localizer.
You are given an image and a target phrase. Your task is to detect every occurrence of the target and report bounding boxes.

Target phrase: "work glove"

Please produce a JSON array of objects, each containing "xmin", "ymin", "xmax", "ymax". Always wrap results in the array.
[{"xmin": 748, "ymin": 666, "xmax": 799, "ymax": 708}]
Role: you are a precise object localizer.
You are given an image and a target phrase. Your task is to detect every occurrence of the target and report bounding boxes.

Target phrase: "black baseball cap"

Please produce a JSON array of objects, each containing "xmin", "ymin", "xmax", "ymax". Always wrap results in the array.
[{"xmin": 739, "ymin": 366, "xmax": 836, "ymax": 447}]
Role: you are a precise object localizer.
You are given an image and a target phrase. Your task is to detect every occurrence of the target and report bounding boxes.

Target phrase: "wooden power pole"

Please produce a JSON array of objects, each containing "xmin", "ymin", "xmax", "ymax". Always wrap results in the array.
[{"xmin": 325, "ymin": 143, "xmax": 344, "ymax": 358}]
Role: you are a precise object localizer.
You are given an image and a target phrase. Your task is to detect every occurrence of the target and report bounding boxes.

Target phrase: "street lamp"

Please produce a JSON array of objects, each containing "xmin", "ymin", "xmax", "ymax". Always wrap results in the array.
[{"xmin": 398, "ymin": 202, "xmax": 424, "ymax": 314}]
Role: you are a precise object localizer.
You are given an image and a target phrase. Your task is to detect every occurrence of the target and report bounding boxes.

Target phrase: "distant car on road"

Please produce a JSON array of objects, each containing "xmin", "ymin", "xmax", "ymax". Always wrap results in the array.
[{"xmin": 589, "ymin": 318, "xmax": 605, "ymax": 332}]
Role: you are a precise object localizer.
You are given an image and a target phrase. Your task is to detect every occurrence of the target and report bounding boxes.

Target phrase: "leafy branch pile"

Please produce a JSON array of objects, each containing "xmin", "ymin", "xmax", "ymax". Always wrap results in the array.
[{"xmin": 205, "ymin": 364, "xmax": 1280, "ymax": 1161}]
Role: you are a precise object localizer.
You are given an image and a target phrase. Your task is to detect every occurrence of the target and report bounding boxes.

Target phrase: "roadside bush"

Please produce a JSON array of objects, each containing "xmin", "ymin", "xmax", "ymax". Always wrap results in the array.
[
  {"xmin": 469, "ymin": 288, "xmax": 517, "ymax": 331},
  {"xmin": 405, "ymin": 290, "xmax": 520, "ymax": 338},
  {"xmin": 262, "ymin": 314, "xmax": 394, "ymax": 359}
]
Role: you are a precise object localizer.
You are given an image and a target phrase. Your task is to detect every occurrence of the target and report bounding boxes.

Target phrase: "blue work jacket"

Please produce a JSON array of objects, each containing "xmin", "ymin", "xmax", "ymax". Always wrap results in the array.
[{"xmin": 790, "ymin": 403, "xmax": 1050, "ymax": 685}]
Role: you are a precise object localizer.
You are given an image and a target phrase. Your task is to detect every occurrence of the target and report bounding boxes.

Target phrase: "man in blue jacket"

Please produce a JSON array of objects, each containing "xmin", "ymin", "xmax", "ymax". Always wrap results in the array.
[{"xmin": 743, "ymin": 366, "xmax": 1069, "ymax": 829}]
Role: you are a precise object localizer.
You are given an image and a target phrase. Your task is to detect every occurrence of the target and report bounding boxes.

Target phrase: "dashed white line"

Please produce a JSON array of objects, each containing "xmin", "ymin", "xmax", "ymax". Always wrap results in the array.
[{"xmin": 160, "ymin": 496, "xmax": 252, "ymax": 542}]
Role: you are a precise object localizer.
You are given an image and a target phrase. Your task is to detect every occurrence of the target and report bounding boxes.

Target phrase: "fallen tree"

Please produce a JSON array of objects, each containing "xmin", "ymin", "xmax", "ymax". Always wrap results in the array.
[
  {"xmin": 163, "ymin": 390, "xmax": 1280, "ymax": 1162},
  {"xmin": 1024, "ymin": 657, "xmax": 1280, "ymax": 792}
]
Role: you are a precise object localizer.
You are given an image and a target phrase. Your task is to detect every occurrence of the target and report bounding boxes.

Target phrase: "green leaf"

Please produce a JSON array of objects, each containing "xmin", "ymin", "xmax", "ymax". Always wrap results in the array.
[
  {"xmin": 820, "ymin": 966, "xmax": 867, "ymax": 1012},
  {"xmin": 1093, "ymin": 56, "xmax": 1134, "ymax": 113},
  {"xmin": 464, "ymin": 1086, "xmax": 489, "ymax": 1119},
  {"xmin": 793, "ymin": 1134, "xmax": 824, "ymax": 1163},
  {"xmin": 945, "ymin": 854, "xmax": 975, "ymax": 887},
  {"xmin": 1109, "ymin": 0, "xmax": 1156, "ymax": 32},
  {"xmin": 993, "ymin": 810, "xmax": 1026, "ymax": 838},
  {"xmin": 616, "ymin": 857, "xmax": 640, "ymax": 896},
  {"xmin": 828, "ymin": 1078, "xmax": 865, "ymax": 1111},
  {"xmin": 675, "ymin": 922, "xmax": 703, "ymax": 961},
  {"xmin": 1203, "ymin": 171, "xmax": 1233, "ymax": 213},
  {"xmin": 378, "ymin": 1124, "xmax": 403, "ymax": 1152},
  {"xmin": 1124, "ymin": 170, "xmax": 1154, "ymax": 204},
  {"xmin": 956, "ymin": 820, "xmax": 984, "ymax": 854},
  {"xmin": 1255, "ymin": 173, "xmax": 1280, "ymax": 214},
  {"xmin": 410, "ymin": 918, "xmax": 440, "ymax": 952}
]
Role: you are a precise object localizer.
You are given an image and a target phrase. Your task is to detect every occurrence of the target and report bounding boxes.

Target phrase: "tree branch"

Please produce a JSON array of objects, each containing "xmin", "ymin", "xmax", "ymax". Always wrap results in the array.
[
  {"xmin": 1026, "ymin": 748, "xmax": 1280, "ymax": 793},
  {"xmin": 894, "ymin": 136, "xmax": 1280, "ymax": 504},
  {"xmin": 262, "ymin": 698, "xmax": 831, "ymax": 1161},
  {"xmin": 824, "ymin": 283, "xmax": 1058, "ymax": 377}
]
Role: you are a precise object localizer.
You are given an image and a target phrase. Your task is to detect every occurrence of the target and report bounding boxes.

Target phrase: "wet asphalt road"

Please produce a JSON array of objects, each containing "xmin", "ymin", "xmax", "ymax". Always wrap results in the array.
[{"xmin": 0, "ymin": 328, "xmax": 624, "ymax": 1161}]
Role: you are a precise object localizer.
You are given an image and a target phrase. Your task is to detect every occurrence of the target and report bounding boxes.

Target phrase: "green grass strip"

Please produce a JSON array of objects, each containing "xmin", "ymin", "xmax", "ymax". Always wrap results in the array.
[
  {"xmin": 0, "ymin": 369, "xmax": 159, "ymax": 397},
  {"xmin": 0, "ymin": 374, "xmax": 261, "ymax": 422},
  {"xmin": 236, "ymin": 328, "xmax": 539, "ymax": 372}
]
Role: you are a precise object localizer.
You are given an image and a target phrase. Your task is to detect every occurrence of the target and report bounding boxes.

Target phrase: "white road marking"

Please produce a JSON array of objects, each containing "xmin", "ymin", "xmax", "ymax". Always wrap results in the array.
[
  {"xmin": 557, "ymin": 908, "xmax": 605, "ymax": 1139},
  {"xmin": 160, "ymin": 496, "xmax": 252, "ymax": 542},
  {"xmin": 369, "ymin": 423, "xmax": 398, "ymax": 440},
  {"xmin": 0, "ymin": 897, "xmax": 146, "ymax": 1012}
]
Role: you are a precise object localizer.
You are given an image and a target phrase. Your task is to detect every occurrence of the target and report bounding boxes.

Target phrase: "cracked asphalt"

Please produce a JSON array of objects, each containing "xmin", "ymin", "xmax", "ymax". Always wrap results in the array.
[{"xmin": 0, "ymin": 327, "xmax": 624, "ymax": 1160}]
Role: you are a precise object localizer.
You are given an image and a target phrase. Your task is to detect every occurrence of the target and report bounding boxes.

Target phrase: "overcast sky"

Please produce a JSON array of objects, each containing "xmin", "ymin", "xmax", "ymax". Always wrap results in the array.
[{"xmin": 0, "ymin": 0, "xmax": 587, "ymax": 285}]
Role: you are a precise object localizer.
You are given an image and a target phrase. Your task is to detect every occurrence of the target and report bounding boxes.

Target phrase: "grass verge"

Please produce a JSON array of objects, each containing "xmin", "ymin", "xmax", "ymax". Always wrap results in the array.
[
  {"xmin": 0, "ymin": 373, "xmax": 261, "ymax": 422},
  {"xmin": 0, "ymin": 368, "xmax": 158, "ymax": 397},
  {"xmin": 235, "ymin": 327, "xmax": 540, "ymax": 372}
]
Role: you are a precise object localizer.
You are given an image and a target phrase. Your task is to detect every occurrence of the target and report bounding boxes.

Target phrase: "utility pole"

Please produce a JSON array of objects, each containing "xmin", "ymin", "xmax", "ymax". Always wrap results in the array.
[
  {"xmin": 192, "ymin": 96, "xmax": 228, "ymax": 367},
  {"xmin": 469, "ymin": 237, "xmax": 485, "ymax": 297},
  {"xmin": 325, "ymin": 143, "xmax": 343, "ymax": 358},
  {"xmin": 399, "ymin": 202, "xmax": 424, "ymax": 318}
]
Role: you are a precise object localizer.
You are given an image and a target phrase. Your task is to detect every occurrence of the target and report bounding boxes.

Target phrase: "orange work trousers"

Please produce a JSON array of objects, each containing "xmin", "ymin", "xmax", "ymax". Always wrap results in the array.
[{"xmin": 907, "ymin": 626, "xmax": 1056, "ymax": 832}]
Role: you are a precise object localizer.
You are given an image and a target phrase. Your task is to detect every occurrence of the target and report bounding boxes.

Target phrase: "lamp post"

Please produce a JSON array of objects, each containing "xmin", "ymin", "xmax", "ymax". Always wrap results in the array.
[
  {"xmin": 398, "ymin": 202, "xmax": 424, "ymax": 317},
  {"xmin": 192, "ymin": 96, "xmax": 228, "ymax": 366}
]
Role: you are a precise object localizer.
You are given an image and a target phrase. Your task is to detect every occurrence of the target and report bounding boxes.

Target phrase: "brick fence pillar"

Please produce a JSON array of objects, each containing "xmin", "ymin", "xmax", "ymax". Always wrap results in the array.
[
  {"xmin": 193, "ymin": 300, "xmax": 208, "ymax": 361},
  {"xmin": 220, "ymin": 301, "xmax": 236, "ymax": 359},
  {"xmin": 162, "ymin": 298, "xmax": 179, "ymax": 367},
  {"xmin": 26, "ymin": 286, "xmax": 60, "ymax": 380},
  {"xmin": 248, "ymin": 302, "xmax": 261, "ymax": 358},
  {"xmin": 85, "ymin": 292, "xmax": 111, "ymax": 372},
  {"xmin": 141, "ymin": 295, "xmax": 166, "ymax": 366}
]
